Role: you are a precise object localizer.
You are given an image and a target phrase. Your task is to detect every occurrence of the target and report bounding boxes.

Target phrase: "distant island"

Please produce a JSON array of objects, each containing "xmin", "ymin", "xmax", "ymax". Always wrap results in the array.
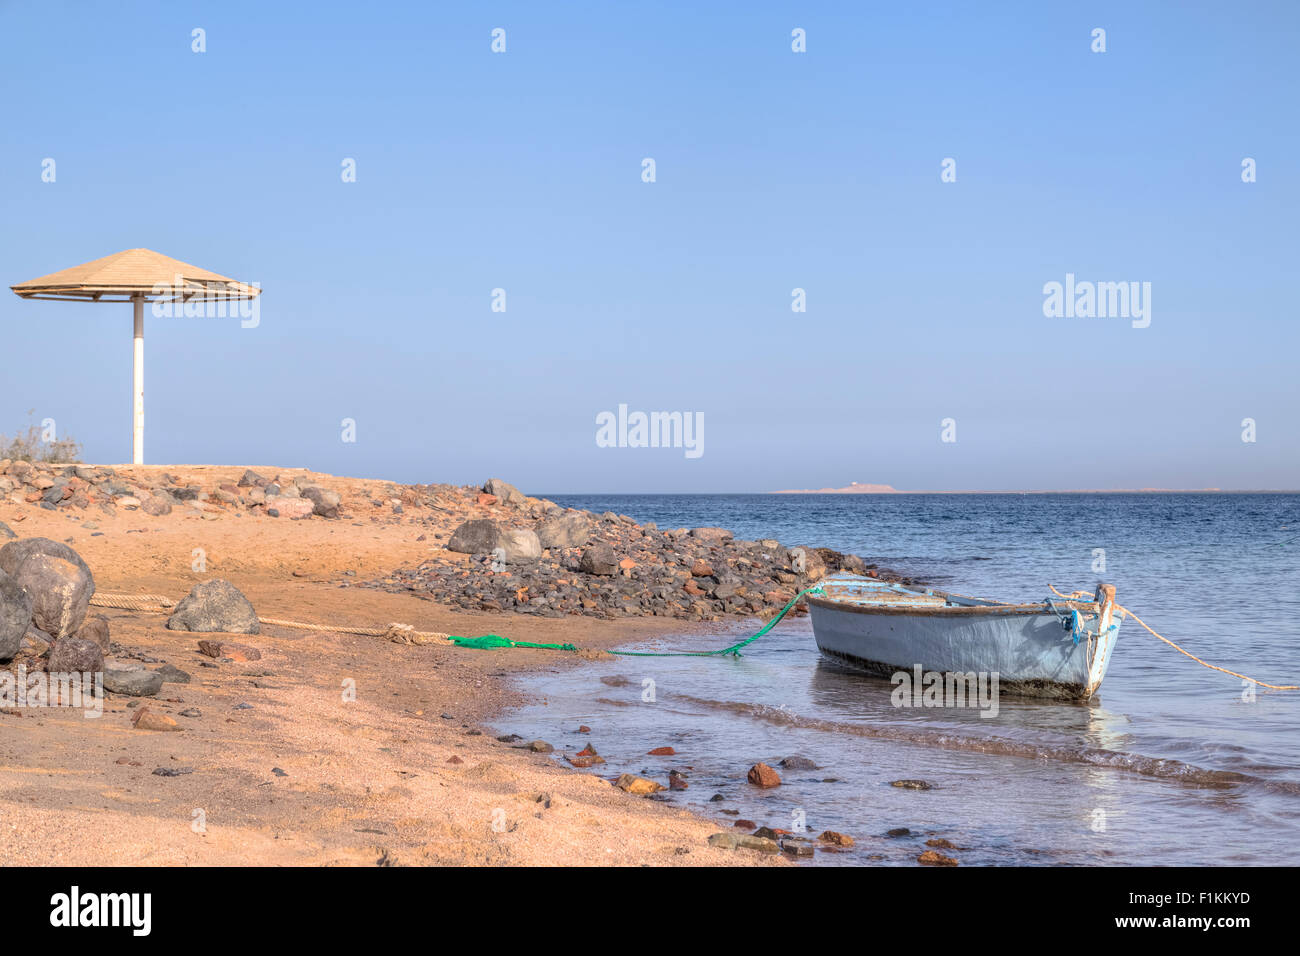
[
  {"xmin": 769, "ymin": 482, "xmax": 1295, "ymax": 494},
  {"xmin": 773, "ymin": 482, "xmax": 901, "ymax": 494}
]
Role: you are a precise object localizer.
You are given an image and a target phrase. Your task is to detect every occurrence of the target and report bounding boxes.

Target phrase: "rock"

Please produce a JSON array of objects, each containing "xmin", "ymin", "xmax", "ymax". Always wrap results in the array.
[
  {"xmin": 446, "ymin": 520, "xmax": 541, "ymax": 562},
  {"xmin": 166, "ymin": 579, "xmax": 260, "ymax": 634},
  {"xmin": 819, "ymin": 830, "xmax": 855, "ymax": 847},
  {"xmin": 886, "ymin": 827, "xmax": 912, "ymax": 838},
  {"xmin": 566, "ymin": 754, "xmax": 604, "ymax": 768},
  {"xmin": 668, "ymin": 770, "xmax": 689, "ymax": 790},
  {"xmin": 46, "ymin": 636, "xmax": 104, "ymax": 676},
  {"xmin": 779, "ymin": 755, "xmax": 819, "ymax": 770},
  {"xmin": 103, "ymin": 661, "xmax": 164, "ymax": 697},
  {"xmin": 926, "ymin": 838, "xmax": 959, "ymax": 849},
  {"xmin": 536, "ymin": 513, "xmax": 593, "ymax": 550},
  {"xmin": 735, "ymin": 835, "xmax": 780, "ymax": 853},
  {"xmin": 918, "ymin": 850, "xmax": 959, "ymax": 866},
  {"xmin": 527, "ymin": 740, "xmax": 553, "ymax": 753},
  {"xmin": 483, "ymin": 478, "xmax": 524, "ymax": 505},
  {"xmin": 579, "ymin": 545, "xmax": 620, "ymax": 576},
  {"xmin": 890, "ymin": 779, "xmax": 933, "ymax": 790},
  {"xmin": 0, "ymin": 536, "xmax": 93, "ymax": 581},
  {"xmin": 196, "ymin": 640, "xmax": 261, "ymax": 661},
  {"xmin": 237, "ymin": 469, "xmax": 267, "ymax": 487},
  {"xmin": 747, "ymin": 762, "xmax": 782, "ymax": 788},
  {"xmin": 689, "ymin": 559, "xmax": 714, "ymax": 577},
  {"xmin": 708, "ymin": 832, "xmax": 739, "ymax": 850},
  {"xmin": 132, "ymin": 707, "xmax": 182, "ymax": 732},
  {"xmin": 20, "ymin": 626, "xmax": 52, "ymax": 657},
  {"xmin": 267, "ymin": 497, "xmax": 314, "ymax": 519},
  {"xmin": 153, "ymin": 662, "xmax": 191, "ymax": 684},
  {"xmin": 75, "ymin": 614, "xmax": 111, "ymax": 651},
  {"xmin": 0, "ymin": 521, "xmax": 15, "ymax": 540},
  {"xmin": 689, "ymin": 527, "xmax": 734, "ymax": 545},
  {"xmin": 140, "ymin": 494, "xmax": 172, "ymax": 516},
  {"xmin": 647, "ymin": 746, "xmax": 676, "ymax": 756},
  {"xmin": 15, "ymin": 554, "xmax": 93, "ymax": 639},
  {"xmin": 0, "ymin": 567, "xmax": 33, "ymax": 660},
  {"xmin": 781, "ymin": 840, "xmax": 815, "ymax": 857},
  {"xmin": 614, "ymin": 773, "xmax": 665, "ymax": 795},
  {"xmin": 300, "ymin": 485, "xmax": 341, "ymax": 518}
]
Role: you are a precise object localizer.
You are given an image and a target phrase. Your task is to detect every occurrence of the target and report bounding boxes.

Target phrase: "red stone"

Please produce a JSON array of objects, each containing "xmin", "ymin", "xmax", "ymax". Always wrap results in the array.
[
  {"xmin": 747, "ymin": 762, "xmax": 781, "ymax": 788},
  {"xmin": 647, "ymin": 746, "xmax": 676, "ymax": 756}
]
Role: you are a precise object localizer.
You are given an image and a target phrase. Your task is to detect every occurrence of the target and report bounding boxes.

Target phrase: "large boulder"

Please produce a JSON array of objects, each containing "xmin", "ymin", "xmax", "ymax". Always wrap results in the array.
[
  {"xmin": 482, "ymin": 478, "xmax": 524, "ymax": 506},
  {"xmin": 15, "ymin": 554, "xmax": 94, "ymax": 639},
  {"xmin": 0, "ymin": 568, "xmax": 33, "ymax": 660},
  {"xmin": 0, "ymin": 536, "xmax": 94, "ymax": 583},
  {"xmin": 447, "ymin": 520, "xmax": 541, "ymax": 563},
  {"xmin": 166, "ymin": 579, "xmax": 260, "ymax": 634},
  {"xmin": 536, "ymin": 513, "xmax": 593, "ymax": 550}
]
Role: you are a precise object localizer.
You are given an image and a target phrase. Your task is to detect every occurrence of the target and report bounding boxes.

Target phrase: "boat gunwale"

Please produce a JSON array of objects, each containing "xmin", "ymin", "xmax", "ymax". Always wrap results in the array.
[{"xmin": 808, "ymin": 582, "xmax": 1100, "ymax": 618}]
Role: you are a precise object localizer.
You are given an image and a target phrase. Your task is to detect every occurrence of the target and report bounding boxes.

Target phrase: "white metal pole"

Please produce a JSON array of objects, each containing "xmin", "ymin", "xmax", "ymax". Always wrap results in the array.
[{"xmin": 132, "ymin": 295, "xmax": 144, "ymax": 465}]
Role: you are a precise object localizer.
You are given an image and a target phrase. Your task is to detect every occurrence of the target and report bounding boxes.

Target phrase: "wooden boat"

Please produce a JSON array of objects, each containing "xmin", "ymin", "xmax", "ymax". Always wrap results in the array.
[{"xmin": 806, "ymin": 575, "xmax": 1122, "ymax": 700}]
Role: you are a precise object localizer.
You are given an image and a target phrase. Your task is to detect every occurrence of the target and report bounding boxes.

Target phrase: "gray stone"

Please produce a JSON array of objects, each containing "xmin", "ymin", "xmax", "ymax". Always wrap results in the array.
[
  {"xmin": 483, "ymin": 478, "xmax": 524, "ymax": 505},
  {"xmin": 689, "ymin": 527, "xmax": 734, "ymax": 544},
  {"xmin": 103, "ymin": 660, "xmax": 163, "ymax": 697},
  {"xmin": 166, "ymin": 579, "xmax": 260, "ymax": 634},
  {"xmin": 300, "ymin": 485, "xmax": 341, "ymax": 518},
  {"xmin": 140, "ymin": 494, "xmax": 172, "ymax": 516},
  {"xmin": 15, "ymin": 554, "xmax": 94, "ymax": 639},
  {"xmin": 153, "ymin": 662, "xmax": 192, "ymax": 684},
  {"xmin": 0, "ymin": 521, "xmax": 14, "ymax": 541},
  {"xmin": 0, "ymin": 536, "xmax": 93, "ymax": 582},
  {"xmin": 579, "ymin": 545, "xmax": 620, "ymax": 576},
  {"xmin": 237, "ymin": 469, "xmax": 267, "ymax": 487},
  {"xmin": 0, "ymin": 567, "xmax": 33, "ymax": 660},
  {"xmin": 779, "ymin": 755, "xmax": 819, "ymax": 770},
  {"xmin": 536, "ymin": 513, "xmax": 593, "ymax": 550},
  {"xmin": 447, "ymin": 520, "xmax": 541, "ymax": 562}
]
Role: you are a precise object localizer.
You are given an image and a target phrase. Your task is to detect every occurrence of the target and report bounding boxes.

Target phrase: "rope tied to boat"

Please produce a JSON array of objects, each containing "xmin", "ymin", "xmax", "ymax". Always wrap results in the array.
[
  {"xmin": 1048, "ymin": 584, "xmax": 1299, "ymax": 691},
  {"xmin": 88, "ymin": 586, "xmax": 824, "ymax": 657}
]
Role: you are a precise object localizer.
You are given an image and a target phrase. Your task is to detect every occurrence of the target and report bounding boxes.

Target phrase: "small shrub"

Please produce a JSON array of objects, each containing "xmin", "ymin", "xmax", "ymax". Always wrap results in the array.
[{"xmin": 0, "ymin": 415, "xmax": 82, "ymax": 463}]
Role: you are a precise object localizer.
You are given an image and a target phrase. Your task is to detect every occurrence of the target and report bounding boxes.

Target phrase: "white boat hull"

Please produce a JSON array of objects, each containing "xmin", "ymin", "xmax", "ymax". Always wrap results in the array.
[{"xmin": 807, "ymin": 577, "xmax": 1121, "ymax": 700}]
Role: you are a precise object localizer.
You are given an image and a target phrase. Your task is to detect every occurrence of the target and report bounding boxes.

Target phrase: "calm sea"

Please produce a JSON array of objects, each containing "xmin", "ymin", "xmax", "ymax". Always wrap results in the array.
[{"xmin": 501, "ymin": 493, "xmax": 1300, "ymax": 865}]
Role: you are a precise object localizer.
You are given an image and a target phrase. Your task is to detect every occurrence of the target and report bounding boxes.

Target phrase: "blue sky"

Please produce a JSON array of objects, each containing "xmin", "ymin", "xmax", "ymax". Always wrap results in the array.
[{"xmin": 1, "ymin": 1, "xmax": 1296, "ymax": 491}]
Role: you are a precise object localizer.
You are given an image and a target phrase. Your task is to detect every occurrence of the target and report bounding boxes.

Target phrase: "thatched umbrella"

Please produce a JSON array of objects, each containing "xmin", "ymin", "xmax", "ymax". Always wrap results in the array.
[{"xmin": 10, "ymin": 248, "xmax": 261, "ymax": 464}]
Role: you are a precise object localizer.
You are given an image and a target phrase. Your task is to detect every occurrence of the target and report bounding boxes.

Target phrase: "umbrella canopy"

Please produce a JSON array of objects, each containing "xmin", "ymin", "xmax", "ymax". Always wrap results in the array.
[
  {"xmin": 11, "ymin": 247, "xmax": 259, "ymax": 302},
  {"xmin": 10, "ymin": 248, "xmax": 261, "ymax": 464}
]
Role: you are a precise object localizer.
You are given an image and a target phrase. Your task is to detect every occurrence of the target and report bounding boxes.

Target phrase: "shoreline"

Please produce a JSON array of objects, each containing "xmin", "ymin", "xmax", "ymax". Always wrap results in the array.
[{"xmin": 0, "ymin": 463, "xmax": 826, "ymax": 866}]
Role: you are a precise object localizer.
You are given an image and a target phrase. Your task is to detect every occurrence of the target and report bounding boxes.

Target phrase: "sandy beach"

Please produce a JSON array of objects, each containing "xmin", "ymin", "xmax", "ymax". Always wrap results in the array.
[{"xmin": 0, "ymin": 465, "xmax": 808, "ymax": 866}]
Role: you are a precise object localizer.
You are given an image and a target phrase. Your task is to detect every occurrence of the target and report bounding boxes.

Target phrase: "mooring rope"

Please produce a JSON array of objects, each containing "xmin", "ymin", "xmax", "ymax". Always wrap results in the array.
[
  {"xmin": 89, "ymin": 586, "xmax": 822, "ymax": 657},
  {"xmin": 90, "ymin": 592, "xmax": 453, "ymax": 645},
  {"xmin": 1048, "ymin": 584, "xmax": 1299, "ymax": 691}
]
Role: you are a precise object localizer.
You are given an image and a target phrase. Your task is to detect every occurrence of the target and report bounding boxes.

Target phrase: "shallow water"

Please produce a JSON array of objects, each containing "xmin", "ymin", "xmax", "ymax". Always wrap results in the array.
[{"xmin": 501, "ymin": 494, "xmax": 1300, "ymax": 865}]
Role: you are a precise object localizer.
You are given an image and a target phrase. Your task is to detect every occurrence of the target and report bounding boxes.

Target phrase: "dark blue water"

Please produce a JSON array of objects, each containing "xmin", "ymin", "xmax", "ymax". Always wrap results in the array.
[{"xmin": 503, "ymin": 493, "xmax": 1300, "ymax": 864}]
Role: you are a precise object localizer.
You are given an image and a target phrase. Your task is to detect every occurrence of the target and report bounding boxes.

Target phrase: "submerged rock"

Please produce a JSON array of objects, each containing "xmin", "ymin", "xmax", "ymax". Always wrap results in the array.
[{"xmin": 746, "ymin": 762, "xmax": 782, "ymax": 788}]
